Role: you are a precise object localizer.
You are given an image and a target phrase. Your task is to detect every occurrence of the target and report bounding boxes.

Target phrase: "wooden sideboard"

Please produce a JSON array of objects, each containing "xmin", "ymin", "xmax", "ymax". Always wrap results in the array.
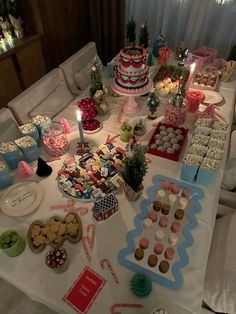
[{"xmin": 0, "ymin": 34, "xmax": 47, "ymax": 109}]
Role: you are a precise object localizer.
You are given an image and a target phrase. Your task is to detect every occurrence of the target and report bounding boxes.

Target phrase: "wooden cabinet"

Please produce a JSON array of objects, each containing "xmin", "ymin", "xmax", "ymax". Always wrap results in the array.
[{"xmin": 0, "ymin": 34, "xmax": 47, "ymax": 108}]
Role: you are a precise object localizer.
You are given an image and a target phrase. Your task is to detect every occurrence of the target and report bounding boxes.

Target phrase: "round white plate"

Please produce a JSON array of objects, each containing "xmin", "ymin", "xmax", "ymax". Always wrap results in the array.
[
  {"xmin": 0, "ymin": 182, "xmax": 43, "ymax": 217},
  {"xmin": 202, "ymin": 90, "xmax": 223, "ymax": 104}
]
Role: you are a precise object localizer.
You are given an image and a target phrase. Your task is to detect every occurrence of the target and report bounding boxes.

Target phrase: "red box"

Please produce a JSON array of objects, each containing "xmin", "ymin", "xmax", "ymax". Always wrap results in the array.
[{"xmin": 147, "ymin": 123, "xmax": 188, "ymax": 161}]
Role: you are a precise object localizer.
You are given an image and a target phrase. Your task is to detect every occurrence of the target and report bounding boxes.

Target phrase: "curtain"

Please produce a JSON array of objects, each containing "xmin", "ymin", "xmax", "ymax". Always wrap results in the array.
[
  {"xmin": 88, "ymin": 0, "xmax": 125, "ymax": 65},
  {"xmin": 126, "ymin": 0, "xmax": 236, "ymax": 58}
]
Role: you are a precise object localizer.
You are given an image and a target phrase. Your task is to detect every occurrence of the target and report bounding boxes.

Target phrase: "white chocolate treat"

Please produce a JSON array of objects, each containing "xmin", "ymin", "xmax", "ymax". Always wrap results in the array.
[
  {"xmin": 163, "ymin": 142, "xmax": 171, "ymax": 148},
  {"xmin": 143, "ymin": 218, "xmax": 153, "ymax": 229},
  {"xmin": 155, "ymin": 230, "xmax": 165, "ymax": 241},
  {"xmin": 159, "ymin": 125, "xmax": 167, "ymax": 131},
  {"xmin": 167, "ymin": 127, "xmax": 174, "ymax": 133},
  {"xmin": 157, "ymin": 145, "xmax": 166, "ymax": 152},
  {"xmin": 170, "ymin": 138, "xmax": 178, "ymax": 144},
  {"xmin": 175, "ymin": 129, "xmax": 183, "ymax": 135},
  {"xmin": 154, "ymin": 134, "xmax": 162, "ymax": 140},
  {"xmin": 157, "ymin": 189, "xmax": 166, "ymax": 198},
  {"xmin": 179, "ymin": 197, "xmax": 188, "ymax": 209},
  {"xmin": 169, "ymin": 194, "xmax": 177, "ymax": 205},
  {"xmin": 155, "ymin": 139, "xmax": 163, "ymax": 146},
  {"xmin": 160, "ymin": 130, "xmax": 168, "ymax": 136},
  {"xmin": 168, "ymin": 133, "xmax": 175, "ymax": 140},
  {"xmin": 166, "ymin": 147, "xmax": 175, "ymax": 154},
  {"xmin": 168, "ymin": 234, "xmax": 178, "ymax": 245},
  {"xmin": 162, "ymin": 136, "xmax": 169, "ymax": 142},
  {"xmin": 150, "ymin": 143, "xmax": 157, "ymax": 149},
  {"xmin": 176, "ymin": 134, "xmax": 184, "ymax": 141},
  {"xmin": 172, "ymin": 143, "xmax": 180, "ymax": 151}
]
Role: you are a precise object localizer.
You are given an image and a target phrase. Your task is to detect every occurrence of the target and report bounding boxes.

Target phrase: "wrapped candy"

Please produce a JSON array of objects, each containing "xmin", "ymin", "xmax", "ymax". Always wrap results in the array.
[{"xmin": 186, "ymin": 90, "xmax": 205, "ymax": 113}]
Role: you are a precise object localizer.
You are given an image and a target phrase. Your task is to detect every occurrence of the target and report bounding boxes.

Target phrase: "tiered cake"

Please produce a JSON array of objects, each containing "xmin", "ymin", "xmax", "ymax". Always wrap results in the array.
[{"xmin": 115, "ymin": 46, "xmax": 149, "ymax": 92}]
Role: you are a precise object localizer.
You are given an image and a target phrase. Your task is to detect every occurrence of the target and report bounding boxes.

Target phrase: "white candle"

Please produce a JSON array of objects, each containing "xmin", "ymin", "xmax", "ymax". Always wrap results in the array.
[{"xmin": 77, "ymin": 110, "xmax": 84, "ymax": 142}]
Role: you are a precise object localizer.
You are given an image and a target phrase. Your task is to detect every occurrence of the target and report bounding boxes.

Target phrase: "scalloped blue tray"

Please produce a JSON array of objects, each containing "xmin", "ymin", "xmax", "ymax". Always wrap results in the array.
[{"xmin": 117, "ymin": 174, "xmax": 204, "ymax": 290}]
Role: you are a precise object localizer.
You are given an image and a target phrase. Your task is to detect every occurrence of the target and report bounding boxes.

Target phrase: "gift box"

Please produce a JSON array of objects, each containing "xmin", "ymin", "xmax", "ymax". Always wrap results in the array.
[
  {"xmin": 147, "ymin": 123, "xmax": 188, "ymax": 161},
  {"xmin": 186, "ymin": 46, "xmax": 217, "ymax": 69}
]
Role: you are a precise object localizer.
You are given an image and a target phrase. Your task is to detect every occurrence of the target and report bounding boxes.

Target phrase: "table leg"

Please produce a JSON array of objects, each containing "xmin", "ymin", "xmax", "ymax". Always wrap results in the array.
[{"xmin": 123, "ymin": 95, "xmax": 139, "ymax": 113}]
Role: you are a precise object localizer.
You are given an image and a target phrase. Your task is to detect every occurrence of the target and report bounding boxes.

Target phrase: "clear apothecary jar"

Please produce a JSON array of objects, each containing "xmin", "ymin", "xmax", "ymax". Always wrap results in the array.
[{"xmin": 41, "ymin": 122, "xmax": 69, "ymax": 157}]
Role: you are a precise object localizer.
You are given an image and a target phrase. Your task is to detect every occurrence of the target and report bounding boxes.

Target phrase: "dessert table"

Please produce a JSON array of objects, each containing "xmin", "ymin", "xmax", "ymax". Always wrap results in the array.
[{"xmin": 0, "ymin": 75, "xmax": 235, "ymax": 314}]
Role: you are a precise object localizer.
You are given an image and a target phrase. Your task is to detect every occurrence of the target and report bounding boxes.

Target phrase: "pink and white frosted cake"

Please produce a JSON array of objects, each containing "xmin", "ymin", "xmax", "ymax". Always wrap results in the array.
[{"xmin": 114, "ymin": 46, "xmax": 149, "ymax": 92}]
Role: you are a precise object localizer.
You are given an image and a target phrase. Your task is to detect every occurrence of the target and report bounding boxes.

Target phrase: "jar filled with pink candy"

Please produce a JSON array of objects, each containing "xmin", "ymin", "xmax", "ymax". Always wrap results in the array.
[
  {"xmin": 163, "ymin": 99, "xmax": 187, "ymax": 126},
  {"xmin": 42, "ymin": 123, "xmax": 69, "ymax": 157}
]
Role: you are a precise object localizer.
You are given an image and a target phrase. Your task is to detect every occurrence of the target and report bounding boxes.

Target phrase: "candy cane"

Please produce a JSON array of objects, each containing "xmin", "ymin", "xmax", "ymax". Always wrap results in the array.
[
  {"xmin": 82, "ymin": 237, "xmax": 92, "ymax": 262},
  {"xmin": 111, "ymin": 303, "xmax": 143, "ymax": 314},
  {"xmin": 50, "ymin": 200, "xmax": 75, "ymax": 210},
  {"xmin": 64, "ymin": 206, "xmax": 88, "ymax": 215},
  {"xmin": 100, "ymin": 258, "xmax": 119, "ymax": 284}
]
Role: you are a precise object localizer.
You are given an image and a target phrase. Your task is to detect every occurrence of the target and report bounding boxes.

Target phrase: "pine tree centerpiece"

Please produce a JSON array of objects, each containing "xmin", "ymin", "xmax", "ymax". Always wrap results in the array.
[
  {"xmin": 147, "ymin": 92, "xmax": 160, "ymax": 119},
  {"xmin": 122, "ymin": 144, "xmax": 148, "ymax": 201},
  {"xmin": 126, "ymin": 16, "xmax": 136, "ymax": 44},
  {"xmin": 90, "ymin": 58, "xmax": 103, "ymax": 97},
  {"xmin": 139, "ymin": 22, "xmax": 149, "ymax": 48}
]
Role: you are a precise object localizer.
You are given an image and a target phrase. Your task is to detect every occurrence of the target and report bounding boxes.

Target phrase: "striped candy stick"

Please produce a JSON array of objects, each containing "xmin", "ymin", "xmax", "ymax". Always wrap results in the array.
[
  {"xmin": 100, "ymin": 258, "xmax": 119, "ymax": 284},
  {"xmin": 82, "ymin": 223, "xmax": 96, "ymax": 262},
  {"xmin": 111, "ymin": 303, "xmax": 143, "ymax": 314}
]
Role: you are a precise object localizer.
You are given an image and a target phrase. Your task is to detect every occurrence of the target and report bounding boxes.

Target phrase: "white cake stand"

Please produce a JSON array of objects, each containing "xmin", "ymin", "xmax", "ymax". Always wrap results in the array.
[{"xmin": 112, "ymin": 79, "xmax": 153, "ymax": 113}]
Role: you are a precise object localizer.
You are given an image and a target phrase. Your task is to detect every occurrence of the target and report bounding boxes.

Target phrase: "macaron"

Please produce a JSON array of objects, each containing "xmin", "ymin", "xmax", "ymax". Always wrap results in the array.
[
  {"xmin": 154, "ymin": 242, "xmax": 164, "ymax": 255},
  {"xmin": 149, "ymin": 211, "xmax": 158, "ymax": 223},
  {"xmin": 168, "ymin": 194, "xmax": 177, "ymax": 206},
  {"xmin": 153, "ymin": 200, "xmax": 162, "ymax": 211},
  {"xmin": 148, "ymin": 254, "xmax": 158, "ymax": 267},
  {"xmin": 161, "ymin": 204, "xmax": 170, "ymax": 215},
  {"xmin": 165, "ymin": 247, "xmax": 175, "ymax": 260},
  {"xmin": 171, "ymin": 184, "xmax": 180, "ymax": 194},
  {"xmin": 162, "ymin": 180, "xmax": 171, "ymax": 190},
  {"xmin": 134, "ymin": 248, "xmax": 144, "ymax": 260},
  {"xmin": 143, "ymin": 218, "xmax": 153, "ymax": 229},
  {"xmin": 179, "ymin": 197, "xmax": 188, "ymax": 209},
  {"xmin": 168, "ymin": 234, "xmax": 179, "ymax": 245},
  {"xmin": 157, "ymin": 189, "xmax": 166, "ymax": 198},
  {"xmin": 159, "ymin": 260, "xmax": 170, "ymax": 273},
  {"xmin": 139, "ymin": 237, "xmax": 149, "ymax": 249},
  {"xmin": 159, "ymin": 216, "xmax": 168, "ymax": 228},
  {"xmin": 171, "ymin": 221, "xmax": 180, "ymax": 233},
  {"xmin": 155, "ymin": 230, "xmax": 164, "ymax": 241},
  {"xmin": 175, "ymin": 209, "xmax": 185, "ymax": 220},
  {"xmin": 182, "ymin": 188, "xmax": 191, "ymax": 198}
]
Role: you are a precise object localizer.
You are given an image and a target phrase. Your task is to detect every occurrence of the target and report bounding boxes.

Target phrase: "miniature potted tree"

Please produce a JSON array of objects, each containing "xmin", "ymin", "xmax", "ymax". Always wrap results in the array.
[{"xmin": 122, "ymin": 144, "xmax": 148, "ymax": 201}]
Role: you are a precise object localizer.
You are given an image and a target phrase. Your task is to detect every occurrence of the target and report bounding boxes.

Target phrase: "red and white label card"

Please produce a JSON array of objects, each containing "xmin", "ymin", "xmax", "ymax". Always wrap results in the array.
[{"xmin": 63, "ymin": 266, "xmax": 106, "ymax": 313}]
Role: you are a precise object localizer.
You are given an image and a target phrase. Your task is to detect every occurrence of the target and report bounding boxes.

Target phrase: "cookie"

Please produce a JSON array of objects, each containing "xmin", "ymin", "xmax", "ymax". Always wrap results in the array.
[{"xmin": 143, "ymin": 218, "xmax": 153, "ymax": 229}]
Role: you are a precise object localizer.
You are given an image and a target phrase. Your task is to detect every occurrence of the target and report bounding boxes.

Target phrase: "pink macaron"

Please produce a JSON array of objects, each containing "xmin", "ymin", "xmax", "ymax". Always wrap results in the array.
[
  {"xmin": 139, "ymin": 237, "xmax": 149, "ymax": 249},
  {"xmin": 182, "ymin": 188, "xmax": 191, "ymax": 198},
  {"xmin": 162, "ymin": 180, "xmax": 171, "ymax": 190},
  {"xmin": 171, "ymin": 184, "xmax": 180, "ymax": 194},
  {"xmin": 165, "ymin": 247, "xmax": 175, "ymax": 260},
  {"xmin": 171, "ymin": 221, "xmax": 181, "ymax": 233},
  {"xmin": 149, "ymin": 211, "xmax": 158, "ymax": 223},
  {"xmin": 154, "ymin": 242, "xmax": 164, "ymax": 255},
  {"xmin": 159, "ymin": 216, "xmax": 168, "ymax": 228}
]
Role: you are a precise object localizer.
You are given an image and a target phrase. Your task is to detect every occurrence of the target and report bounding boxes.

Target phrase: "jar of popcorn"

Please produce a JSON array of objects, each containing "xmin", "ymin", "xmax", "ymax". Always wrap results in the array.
[
  {"xmin": 0, "ymin": 160, "xmax": 12, "ymax": 190},
  {"xmin": 42, "ymin": 122, "xmax": 69, "ymax": 157}
]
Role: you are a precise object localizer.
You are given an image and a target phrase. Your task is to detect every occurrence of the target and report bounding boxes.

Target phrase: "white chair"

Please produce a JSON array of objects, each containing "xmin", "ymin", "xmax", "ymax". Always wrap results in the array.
[
  {"xmin": 59, "ymin": 42, "xmax": 107, "ymax": 96},
  {"xmin": 220, "ymin": 129, "xmax": 236, "ymax": 208},
  {"xmin": 0, "ymin": 108, "xmax": 21, "ymax": 142},
  {"xmin": 8, "ymin": 68, "xmax": 74, "ymax": 125},
  {"xmin": 204, "ymin": 207, "xmax": 236, "ymax": 314}
]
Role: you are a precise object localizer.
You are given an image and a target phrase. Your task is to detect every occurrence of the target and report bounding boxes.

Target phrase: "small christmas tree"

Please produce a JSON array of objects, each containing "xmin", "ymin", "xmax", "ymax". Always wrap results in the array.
[
  {"xmin": 139, "ymin": 22, "xmax": 149, "ymax": 48},
  {"xmin": 122, "ymin": 144, "xmax": 148, "ymax": 191},
  {"xmin": 126, "ymin": 16, "xmax": 136, "ymax": 44},
  {"xmin": 90, "ymin": 58, "xmax": 103, "ymax": 97},
  {"xmin": 147, "ymin": 92, "xmax": 160, "ymax": 119},
  {"xmin": 228, "ymin": 44, "xmax": 236, "ymax": 61}
]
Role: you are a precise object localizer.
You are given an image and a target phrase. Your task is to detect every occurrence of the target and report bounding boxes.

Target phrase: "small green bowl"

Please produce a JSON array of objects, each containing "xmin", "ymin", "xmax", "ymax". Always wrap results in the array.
[{"xmin": 0, "ymin": 230, "xmax": 26, "ymax": 257}]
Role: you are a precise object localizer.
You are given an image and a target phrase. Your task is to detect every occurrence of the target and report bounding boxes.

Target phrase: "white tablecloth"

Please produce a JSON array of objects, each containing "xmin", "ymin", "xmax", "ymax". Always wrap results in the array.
[{"xmin": 0, "ymin": 77, "xmax": 235, "ymax": 314}]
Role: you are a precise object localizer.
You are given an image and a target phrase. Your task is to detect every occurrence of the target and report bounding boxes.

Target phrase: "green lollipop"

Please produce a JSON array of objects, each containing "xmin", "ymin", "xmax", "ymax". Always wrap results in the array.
[{"xmin": 130, "ymin": 273, "xmax": 152, "ymax": 297}]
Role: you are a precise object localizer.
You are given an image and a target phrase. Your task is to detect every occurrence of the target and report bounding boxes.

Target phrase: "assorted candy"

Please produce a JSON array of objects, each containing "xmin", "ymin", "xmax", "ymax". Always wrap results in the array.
[
  {"xmin": 57, "ymin": 143, "xmax": 125, "ymax": 201},
  {"xmin": 191, "ymin": 70, "xmax": 218, "ymax": 90},
  {"xmin": 45, "ymin": 247, "xmax": 68, "ymax": 272},
  {"xmin": 0, "ymin": 231, "xmax": 19, "ymax": 249}
]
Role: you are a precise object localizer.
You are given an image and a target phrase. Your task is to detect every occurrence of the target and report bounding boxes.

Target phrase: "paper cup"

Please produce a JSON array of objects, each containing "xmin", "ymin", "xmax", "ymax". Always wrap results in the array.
[{"xmin": 0, "ymin": 230, "xmax": 26, "ymax": 257}]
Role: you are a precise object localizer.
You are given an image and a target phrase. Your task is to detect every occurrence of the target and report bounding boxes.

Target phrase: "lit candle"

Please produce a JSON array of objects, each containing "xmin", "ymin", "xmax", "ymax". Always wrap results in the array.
[{"xmin": 77, "ymin": 110, "xmax": 84, "ymax": 143}]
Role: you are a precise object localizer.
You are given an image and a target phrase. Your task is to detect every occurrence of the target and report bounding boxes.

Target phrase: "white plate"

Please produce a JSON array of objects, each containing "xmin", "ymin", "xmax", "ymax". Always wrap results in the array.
[
  {"xmin": 0, "ymin": 182, "xmax": 43, "ymax": 217},
  {"xmin": 202, "ymin": 90, "xmax": 223, "ymax": 104}
]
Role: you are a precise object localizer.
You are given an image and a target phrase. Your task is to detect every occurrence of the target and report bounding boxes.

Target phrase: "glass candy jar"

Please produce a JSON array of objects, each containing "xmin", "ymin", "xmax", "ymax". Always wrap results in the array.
[
  {"xmin": 164, "ymin": 93, "xmax": 187, "ymax": 126},
  {"xmin": 42, "ymin": 123, "xmax": 69, "ymax": 157}
]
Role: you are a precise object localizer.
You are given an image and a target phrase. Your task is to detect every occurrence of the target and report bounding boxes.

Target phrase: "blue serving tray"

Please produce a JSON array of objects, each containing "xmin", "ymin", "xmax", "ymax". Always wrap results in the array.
[{"xmin": 118, "ymin": 174, "xmax": 204, "ymax": 290}]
